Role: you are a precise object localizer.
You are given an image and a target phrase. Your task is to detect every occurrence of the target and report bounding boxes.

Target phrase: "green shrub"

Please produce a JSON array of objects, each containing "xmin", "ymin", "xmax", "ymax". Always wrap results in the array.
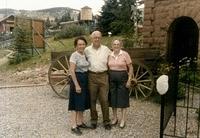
[
  {"xmin": 177, "ymin": 84, "xmax": 185, "ymax": 100},
  {"xmin": 149, "ymin": 92, "xmax": 161, "ymax": 104},
  {"xmin": 122, "ymin": 38, "xmax": 135, "ymax": 48},
  {"xmin": 9, "ymin": 52, "xmax": 31, "ymax": 64},
  {"xmin": 54, "ymin": 24, "xmax": 86, "ymax": 40}
]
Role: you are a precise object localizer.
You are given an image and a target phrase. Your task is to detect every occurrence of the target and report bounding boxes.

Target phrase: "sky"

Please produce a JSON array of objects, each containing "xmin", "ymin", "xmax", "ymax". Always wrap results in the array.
[{"xmin": 0, "ymin": 0, "xmax": 105, "ymax": 14}]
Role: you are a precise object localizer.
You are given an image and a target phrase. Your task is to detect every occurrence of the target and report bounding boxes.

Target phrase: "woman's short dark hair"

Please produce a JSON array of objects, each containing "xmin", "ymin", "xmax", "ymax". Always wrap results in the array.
[{"xmin": 74, "ymin": 36, "xmax": 87, "ymax": 48}]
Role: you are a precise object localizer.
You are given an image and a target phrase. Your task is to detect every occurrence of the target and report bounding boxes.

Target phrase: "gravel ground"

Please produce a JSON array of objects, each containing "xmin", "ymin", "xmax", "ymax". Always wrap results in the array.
[
  {"xmin": 1, "ymin": 84, "xmax": 199, "ymax": 138},
  {"xmin": 164, "ymin": 92, "xmax": 200, "ymax": 138},
  {"xmin": 0, "ymin": 85, "xmax": 161, "ymax": 138}
]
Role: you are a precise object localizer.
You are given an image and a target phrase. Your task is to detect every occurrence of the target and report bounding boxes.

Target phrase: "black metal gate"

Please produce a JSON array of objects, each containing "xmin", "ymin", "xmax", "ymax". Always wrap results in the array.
[{"xmin": 160, "ymin": 58, "xmax": 200, "ymax": 138}]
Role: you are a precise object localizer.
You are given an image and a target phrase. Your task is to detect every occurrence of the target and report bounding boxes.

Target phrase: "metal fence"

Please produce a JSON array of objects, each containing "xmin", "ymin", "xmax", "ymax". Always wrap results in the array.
[
  {"xmin": 0, "ymin": 39, "xmax": 14, "ymax": 49},
  {"xmin": 160, "ymin": 58, "xmax": 200, "ymax": 138}
]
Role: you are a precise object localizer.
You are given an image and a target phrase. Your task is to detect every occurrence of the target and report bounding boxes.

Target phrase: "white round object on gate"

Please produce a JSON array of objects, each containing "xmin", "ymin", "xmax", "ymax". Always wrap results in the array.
[{"xmin": 156, "ymin": 75, "xmax": 169, "ymax": 95}]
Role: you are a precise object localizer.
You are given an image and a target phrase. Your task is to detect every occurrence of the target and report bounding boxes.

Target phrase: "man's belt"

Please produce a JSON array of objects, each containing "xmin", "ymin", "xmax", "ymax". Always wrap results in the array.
[{"xmin": 88, "ymin": 70, "xmax": 108, "ymax": 74}]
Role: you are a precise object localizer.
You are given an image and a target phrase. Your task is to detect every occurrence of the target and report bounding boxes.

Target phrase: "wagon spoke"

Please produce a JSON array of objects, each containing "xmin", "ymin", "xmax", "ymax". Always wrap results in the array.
[
  {"xmin": 135, "ymin": 88, "xmax": 138, "ymax": 99},
  {"xmin": 53, "ymin": 78, "xmax": 67, "ymax": 86},
  {"xmin": 50, "ymin": 74, "xmax": 67, "ymax": 79},
  {"xmin": 65, "ymin": 56, "xmax": 70, "ymax": 69},
  {"xmin": 51, "ymin": 64, "xmax": 68, "ymax": 75},
  {"xmin": 137, "ymin": 79, "xmax": 152, "ymax": 83},
  {"xmin": 59, "ymin": 82, "xmax": 69, "ymax": 94},
  {"xmin": 138, "ymin": 83, "xmax": 152, "ymax": 91},
  {"xmin": 57, "ymin": 60, "xmax": 69, "ymax": 73},
  {"xmin": 132, "ymin": 66, "xmax": 135, "ymax": 78},
  {"xmin": 137, "ymin": 85, "xmax": 148, "ymax": 97},
  {"xmin": 52, "ymin": 67, "xmax": 59, "ymax": 71},
  {"xmin": 129, "ymin": 88, "xmax": 133, "ymax": 96},
  {"xmin": 63, "ymin": 71, "xmax": 70, "ymax": 76},
  {"xmin": 51, "ymin": 71, "xmax": 68, "ymax": 76},
  {"xmin": 135, "ymin": 65, "xmax": 140, "ymax": 79},
  {"xmin": 137, "ymin": 71, "xmax": 148, "ymax": 80}
]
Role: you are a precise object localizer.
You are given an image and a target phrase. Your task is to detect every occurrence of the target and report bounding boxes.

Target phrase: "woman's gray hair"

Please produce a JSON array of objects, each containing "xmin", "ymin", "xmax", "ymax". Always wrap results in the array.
[{"xmin": 111, "ymin": 39, "xmax": 123, "ymax": 47}]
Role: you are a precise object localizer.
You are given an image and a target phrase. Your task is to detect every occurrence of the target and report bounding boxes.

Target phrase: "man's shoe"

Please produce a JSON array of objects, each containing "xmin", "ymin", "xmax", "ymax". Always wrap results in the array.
[
  {"xmin": 104, "ymin": 124, "xmax": 111, "ymax": 130},
  {"xmin": 77, "ymin": 123, "xmax": 90, "ymax": 129},
  {"xmin": 90, "ymin": 123, "xmax": 97, "ymax": 129},
  {"xmin": 71, "ymin": 127, "xmax": 82, "ymax": 135}
]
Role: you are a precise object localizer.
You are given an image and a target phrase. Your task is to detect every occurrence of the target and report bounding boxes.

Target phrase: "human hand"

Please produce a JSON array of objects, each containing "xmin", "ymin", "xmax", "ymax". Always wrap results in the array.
[
  {"xmin": 75, "ymin": 85, "xmax": 81, "ymax": 93},
  {"xmin": 126, "ymin": 80, "xmax": 131, "ymax": 88}
]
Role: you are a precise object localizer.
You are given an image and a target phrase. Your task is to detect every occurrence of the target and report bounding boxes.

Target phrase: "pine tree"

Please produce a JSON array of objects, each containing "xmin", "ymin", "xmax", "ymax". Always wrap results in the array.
[
  {"xmin": 10, "ymin": 26, "xmax": 32, "ymax": 64},
  {"xmin": 98, "ymin": 0, "xmax": 119, "ymax": 35},
  {"xmin": 98, "ymin": 0, "xmax": 141, "ymax": 36}
]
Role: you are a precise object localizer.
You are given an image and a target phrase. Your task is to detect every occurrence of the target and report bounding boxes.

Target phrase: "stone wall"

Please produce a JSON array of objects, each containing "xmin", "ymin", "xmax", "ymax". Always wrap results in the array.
[{"xmin": 143, "ymin": 0, "xmax": 200, "ymax": 56}]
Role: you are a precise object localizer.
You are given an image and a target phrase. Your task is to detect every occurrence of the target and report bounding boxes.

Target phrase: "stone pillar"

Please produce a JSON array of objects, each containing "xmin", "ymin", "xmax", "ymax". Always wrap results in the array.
[{"xmin": 143, "ymin": 0, "xmax": 155, "ymax": 48}]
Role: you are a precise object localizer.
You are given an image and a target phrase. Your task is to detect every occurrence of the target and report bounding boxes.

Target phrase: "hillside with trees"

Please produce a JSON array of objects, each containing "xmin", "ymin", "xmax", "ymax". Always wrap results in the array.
[{"xmin": 0, "ymin": 7, "xmax": 79, "ymax": 20}]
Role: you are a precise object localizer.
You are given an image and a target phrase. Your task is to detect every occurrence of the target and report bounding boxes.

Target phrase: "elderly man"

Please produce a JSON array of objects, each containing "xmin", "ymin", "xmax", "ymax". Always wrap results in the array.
[{"xmin": 84, "ymin": 31, "xmax": 111, "ymax": 130}]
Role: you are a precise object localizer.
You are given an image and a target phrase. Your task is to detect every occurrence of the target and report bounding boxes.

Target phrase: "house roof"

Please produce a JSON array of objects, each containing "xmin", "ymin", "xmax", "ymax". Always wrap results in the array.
[{"xmin": 0, "ymin": 15, "xmax": 14, "ymax": 23}]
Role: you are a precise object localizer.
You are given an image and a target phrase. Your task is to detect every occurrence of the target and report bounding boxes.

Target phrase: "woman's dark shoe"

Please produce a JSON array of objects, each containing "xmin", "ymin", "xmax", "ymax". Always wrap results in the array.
[
  {"xmin": 111, "ymin": 119, "xmax": 118, "ymax": 126},
  {"xmin": 71, "ymin": 127, "xmax": 82, "ymax": 135},
  {"xmin": 104, "ymin": 124, "xmax": 111, "ymax": 130},
  {"xmin": 90, "ymin": 123, "xmax": 97, "ymax": 129},
  {"xmin": 77, "ymin": 123, "xmax": 89, "ymax": 129}
]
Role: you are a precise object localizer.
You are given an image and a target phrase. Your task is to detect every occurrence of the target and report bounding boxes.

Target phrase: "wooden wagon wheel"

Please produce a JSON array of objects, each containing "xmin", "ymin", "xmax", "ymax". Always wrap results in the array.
[
  {"xmin": 48, "ymin": 55, "xmax": 70, "ymax": 99},
  {"xmin": 129, "ymin": 60, "xmax": 154, "ymax": 99}
]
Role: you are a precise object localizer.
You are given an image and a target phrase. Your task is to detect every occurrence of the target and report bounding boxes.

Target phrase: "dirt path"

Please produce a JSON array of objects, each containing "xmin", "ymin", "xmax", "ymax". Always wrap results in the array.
[
  {"xmin": 0, "ymin": 56, "xmax": 8, "ymax": 66},
  {"xmin": 0, "ymin": 49, "xmax": 13, "ymax": 66},
  {"xmin": 0, "ymin": 49, "xmax": 48, "ymax": 86},
  {"xmin": 0, "ymin": 64, "xmax": 49, "ymax": 86}
]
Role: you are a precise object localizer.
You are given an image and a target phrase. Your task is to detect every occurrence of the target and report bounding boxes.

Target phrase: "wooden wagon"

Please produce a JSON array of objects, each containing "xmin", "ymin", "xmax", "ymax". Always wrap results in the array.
[{"xmin": 48, "ymin": 48, "xmax": 160, "ymax": 99}]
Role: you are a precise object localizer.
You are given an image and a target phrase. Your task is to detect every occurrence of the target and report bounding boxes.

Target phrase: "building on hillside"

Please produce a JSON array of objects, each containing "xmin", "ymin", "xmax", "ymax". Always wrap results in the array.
[
  {"xmin": 70, "ymin": 9, "xmax": 80, "ymax": 21},
  {"xmin": 58, "ymin": 6, "xmax": 99, "ymax": 32},
  {"xmin": 41, "ymin": 15, "xmax": 55, "ymax": 23},
  {"xmin": 0, "ymin": 15, "xmax": 15, "ymax": 33}
]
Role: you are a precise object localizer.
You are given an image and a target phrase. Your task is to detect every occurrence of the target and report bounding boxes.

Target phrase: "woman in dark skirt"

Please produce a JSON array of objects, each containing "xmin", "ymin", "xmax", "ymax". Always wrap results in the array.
[
  {"xmin": 108, "ymin": 39, "xmax": 133, "ymax": 128},
  {"xmin": 68, "ymin": 36, "xmax": 90, "ymax": 135}
]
